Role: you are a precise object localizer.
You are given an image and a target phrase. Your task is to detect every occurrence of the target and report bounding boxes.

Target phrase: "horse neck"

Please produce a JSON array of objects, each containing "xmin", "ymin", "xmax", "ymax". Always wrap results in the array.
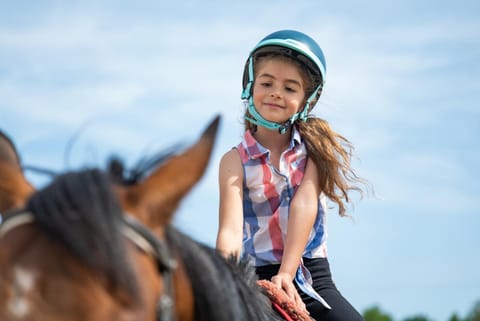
[{"xmin": 167, "ymin": 228, "xmax": 280, "ymax": 321}]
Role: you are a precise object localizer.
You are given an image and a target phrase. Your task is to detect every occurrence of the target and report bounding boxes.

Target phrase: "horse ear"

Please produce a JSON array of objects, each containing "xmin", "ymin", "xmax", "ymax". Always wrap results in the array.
[
  {"xmin": 0, "ymin": 131, "xmax": 35, "ymax": 212},
  {"xmin": 124, "ymin": 115, "xmax": 220, "ymax": 228},
  {"xmin": 0, "ymin": 130, "xmax": 22, "ymax": 170},
  {"xmin": 0, "ymin": 164, "xmax": 34, "ymax": 213}
]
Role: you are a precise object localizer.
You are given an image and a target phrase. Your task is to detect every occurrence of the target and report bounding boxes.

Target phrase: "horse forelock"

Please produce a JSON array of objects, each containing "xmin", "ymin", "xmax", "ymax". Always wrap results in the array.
[
  {"xmin": 107, "ymin": 144, "xmax": 182, "ymax": 185},
  {"xmin": 25, "ymin": 168, "xmax": 140, "ymax": 300}
]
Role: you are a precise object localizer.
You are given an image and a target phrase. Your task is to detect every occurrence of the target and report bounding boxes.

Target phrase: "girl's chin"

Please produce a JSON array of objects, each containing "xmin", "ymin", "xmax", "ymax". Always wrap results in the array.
[
  {"xmin": 260, "ymin": 119, "xmax": 291, "ymax": 128},
  {"xmin": 257, "ymin": 113, "xmax": 289, "ymax": 124}
]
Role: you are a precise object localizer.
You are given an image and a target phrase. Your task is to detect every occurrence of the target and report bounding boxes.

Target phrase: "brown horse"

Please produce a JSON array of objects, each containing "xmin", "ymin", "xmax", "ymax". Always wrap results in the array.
[{"xmin": 0, "ymin": 117, "xmax": 283, "ymax": 321}]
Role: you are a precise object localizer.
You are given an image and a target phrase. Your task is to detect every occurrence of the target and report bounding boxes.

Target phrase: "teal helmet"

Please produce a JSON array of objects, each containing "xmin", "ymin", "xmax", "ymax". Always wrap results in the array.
[{"xmin": 241, "ymin": 30, "xmax": 327, "ymax": 134}]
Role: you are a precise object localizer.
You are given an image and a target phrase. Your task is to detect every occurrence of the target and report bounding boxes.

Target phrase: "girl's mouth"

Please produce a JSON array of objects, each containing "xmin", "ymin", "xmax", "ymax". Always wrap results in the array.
[{"xmin": 264, "ymin": 102, "xmax": 284, "ymax": 109}]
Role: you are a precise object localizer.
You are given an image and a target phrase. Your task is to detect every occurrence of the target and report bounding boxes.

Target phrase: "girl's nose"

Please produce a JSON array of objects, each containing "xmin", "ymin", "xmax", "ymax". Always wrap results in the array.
[{"xmin": 270, "ymin": 88, "xmax": 281, "ymax": 98}]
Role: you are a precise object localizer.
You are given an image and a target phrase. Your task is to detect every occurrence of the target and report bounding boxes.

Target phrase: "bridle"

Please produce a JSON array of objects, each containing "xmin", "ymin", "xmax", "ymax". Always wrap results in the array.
[
  {"xmin": 0, "ymin": 211, "xmax": 179, "ymax": 321},
  {"xmin": 123, "ymin": 215, "xmax": 178, "ymax": 321}
]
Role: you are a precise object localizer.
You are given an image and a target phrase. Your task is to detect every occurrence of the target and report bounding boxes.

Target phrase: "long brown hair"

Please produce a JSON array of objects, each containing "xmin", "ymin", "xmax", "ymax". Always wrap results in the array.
[{"xmin": 297, "ymin": 117, "xmax": 366, "ymax": 216}]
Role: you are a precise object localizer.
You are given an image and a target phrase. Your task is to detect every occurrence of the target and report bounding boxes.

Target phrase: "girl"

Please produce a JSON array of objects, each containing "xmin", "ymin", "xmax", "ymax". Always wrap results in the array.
[{"xmin": 216, "ymin": 30, "xmax": 366, "ymax": 320}]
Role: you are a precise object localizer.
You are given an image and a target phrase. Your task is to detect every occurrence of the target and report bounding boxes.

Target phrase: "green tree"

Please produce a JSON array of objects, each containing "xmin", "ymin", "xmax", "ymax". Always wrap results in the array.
[
  {"xmin": 402, "ymin": 315, "xmax": 432, "ymax": 321},
  {"xmin": 464, "ymin": 300, "xmax": 480, "ymax": 321},
  {"xmin": 448, "ymin": 313, "xmax": 462, "ymax": 321},
  {"xmin": 363, "ymin": 306, "xmax": 394, "ymax": 321}
]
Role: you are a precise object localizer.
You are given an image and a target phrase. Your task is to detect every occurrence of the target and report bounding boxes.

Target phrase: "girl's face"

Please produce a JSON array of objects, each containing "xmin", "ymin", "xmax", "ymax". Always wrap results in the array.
[{"xmin": 252, "ymin": 57, "xmax": 306, "ymax": 125}]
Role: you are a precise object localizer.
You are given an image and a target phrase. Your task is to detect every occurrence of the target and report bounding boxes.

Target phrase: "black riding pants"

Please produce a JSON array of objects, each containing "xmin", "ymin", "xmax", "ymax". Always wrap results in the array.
[{"xmin": 255, "ymin": 257, "xmax": 365, "ymax": 321}]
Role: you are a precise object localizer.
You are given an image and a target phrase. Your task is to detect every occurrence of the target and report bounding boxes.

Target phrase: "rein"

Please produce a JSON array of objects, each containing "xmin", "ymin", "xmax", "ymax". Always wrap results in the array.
[{"xmin": 0, "ymin": 211, "xmax": 179, "ymax": 321}]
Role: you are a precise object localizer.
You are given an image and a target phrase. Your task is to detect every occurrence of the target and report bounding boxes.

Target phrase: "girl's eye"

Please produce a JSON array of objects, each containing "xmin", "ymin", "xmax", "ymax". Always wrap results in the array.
[
  {"xmin": 260, "ymin": 82, "xmax": 272, "ymax": 87},
  {"xmin": 286, "ymin": 87, "xmax": 297, "ymax": 93}
]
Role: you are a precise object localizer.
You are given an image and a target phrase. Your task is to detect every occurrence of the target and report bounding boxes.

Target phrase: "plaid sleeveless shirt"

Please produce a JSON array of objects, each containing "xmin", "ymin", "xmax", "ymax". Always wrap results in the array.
[{"xmin": 236, "ymin": 128, "xmax": 331, "ymax": 309}]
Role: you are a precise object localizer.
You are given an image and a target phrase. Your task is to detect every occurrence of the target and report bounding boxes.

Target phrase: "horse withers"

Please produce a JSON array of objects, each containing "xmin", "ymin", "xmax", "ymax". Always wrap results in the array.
[{"xmin": 0, "ymin": 116, "xmax": 282, "ymax": 321}]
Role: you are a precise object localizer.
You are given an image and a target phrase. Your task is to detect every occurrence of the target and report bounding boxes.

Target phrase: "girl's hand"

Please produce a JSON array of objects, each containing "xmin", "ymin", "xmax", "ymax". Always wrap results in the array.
[{"xmin": 271, "ymin": 273, "xmax": 307, "ymax": 312}]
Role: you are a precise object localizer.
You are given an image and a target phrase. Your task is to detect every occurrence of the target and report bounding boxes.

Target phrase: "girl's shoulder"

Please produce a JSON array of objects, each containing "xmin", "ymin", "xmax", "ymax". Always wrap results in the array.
[
  {"xmin": 220, "ymin": 148, "xmax": 242, "ymax": 168},
  {"xmin": 219, "ymin": 148, "xmax": 244, "ymax": 181}
]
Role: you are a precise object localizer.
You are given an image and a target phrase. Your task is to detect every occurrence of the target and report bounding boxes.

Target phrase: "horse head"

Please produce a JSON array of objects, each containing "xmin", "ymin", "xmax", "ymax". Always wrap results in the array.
[
  {"xmin": 113, "ymin": 115, "xmax": 221, "ymax": 321},
  {"xmin": 0, "ymin": 116, "xmax": 287, "ymax": 321},
  {"xmin": 0, "ymin": 116, "xmax": 220, "ymax": 321}
]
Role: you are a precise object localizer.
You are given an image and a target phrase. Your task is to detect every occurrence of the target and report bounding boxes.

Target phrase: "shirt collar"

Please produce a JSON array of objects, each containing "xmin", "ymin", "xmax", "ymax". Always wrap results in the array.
[{"xmin": 243, "ymin": 126, "xmax": 302, "ymax": 160}]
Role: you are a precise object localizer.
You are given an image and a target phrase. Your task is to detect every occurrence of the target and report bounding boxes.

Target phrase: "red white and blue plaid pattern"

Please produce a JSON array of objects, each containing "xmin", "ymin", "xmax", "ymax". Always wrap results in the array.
[{"xmin": 236, "ymin": 127, "xmax": 330, "ymax": 308}]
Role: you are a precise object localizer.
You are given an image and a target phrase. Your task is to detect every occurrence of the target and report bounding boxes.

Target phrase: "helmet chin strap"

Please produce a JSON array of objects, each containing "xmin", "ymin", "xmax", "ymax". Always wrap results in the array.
[
  {"xmin": 244, "ymin": 84, "xmax": 322, "ymax": 135},
  {"xmin": 244, "ymin": 99, "xmax": 291, "ymax": 134}
]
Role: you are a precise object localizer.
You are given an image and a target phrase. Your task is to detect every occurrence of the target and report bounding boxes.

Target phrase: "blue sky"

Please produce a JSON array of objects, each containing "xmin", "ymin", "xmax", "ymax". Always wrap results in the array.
[{"xmin": 1, "ymin": 1, "xmax": 479, "ymax": 320}]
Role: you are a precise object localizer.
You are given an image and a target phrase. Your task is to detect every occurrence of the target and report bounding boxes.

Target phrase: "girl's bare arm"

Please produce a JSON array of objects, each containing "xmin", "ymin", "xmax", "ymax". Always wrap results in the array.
[
  {"xmin": 216, "ymin": 149, "xmax": 244, "ymax": 258},
  {"xmin": 274, "ymin": 159, "xmax": 320, "ymax": 306}
]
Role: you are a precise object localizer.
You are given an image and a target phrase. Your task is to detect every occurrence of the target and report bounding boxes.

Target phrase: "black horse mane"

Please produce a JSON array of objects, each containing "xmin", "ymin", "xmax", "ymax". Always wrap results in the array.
[
  {"xmin": 26, "ymin": 168, "xmax": 139, "ymax": 298},
  {"xmin": 166, "ymin": 228, "xmax": 281, "ymax": 321}
]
